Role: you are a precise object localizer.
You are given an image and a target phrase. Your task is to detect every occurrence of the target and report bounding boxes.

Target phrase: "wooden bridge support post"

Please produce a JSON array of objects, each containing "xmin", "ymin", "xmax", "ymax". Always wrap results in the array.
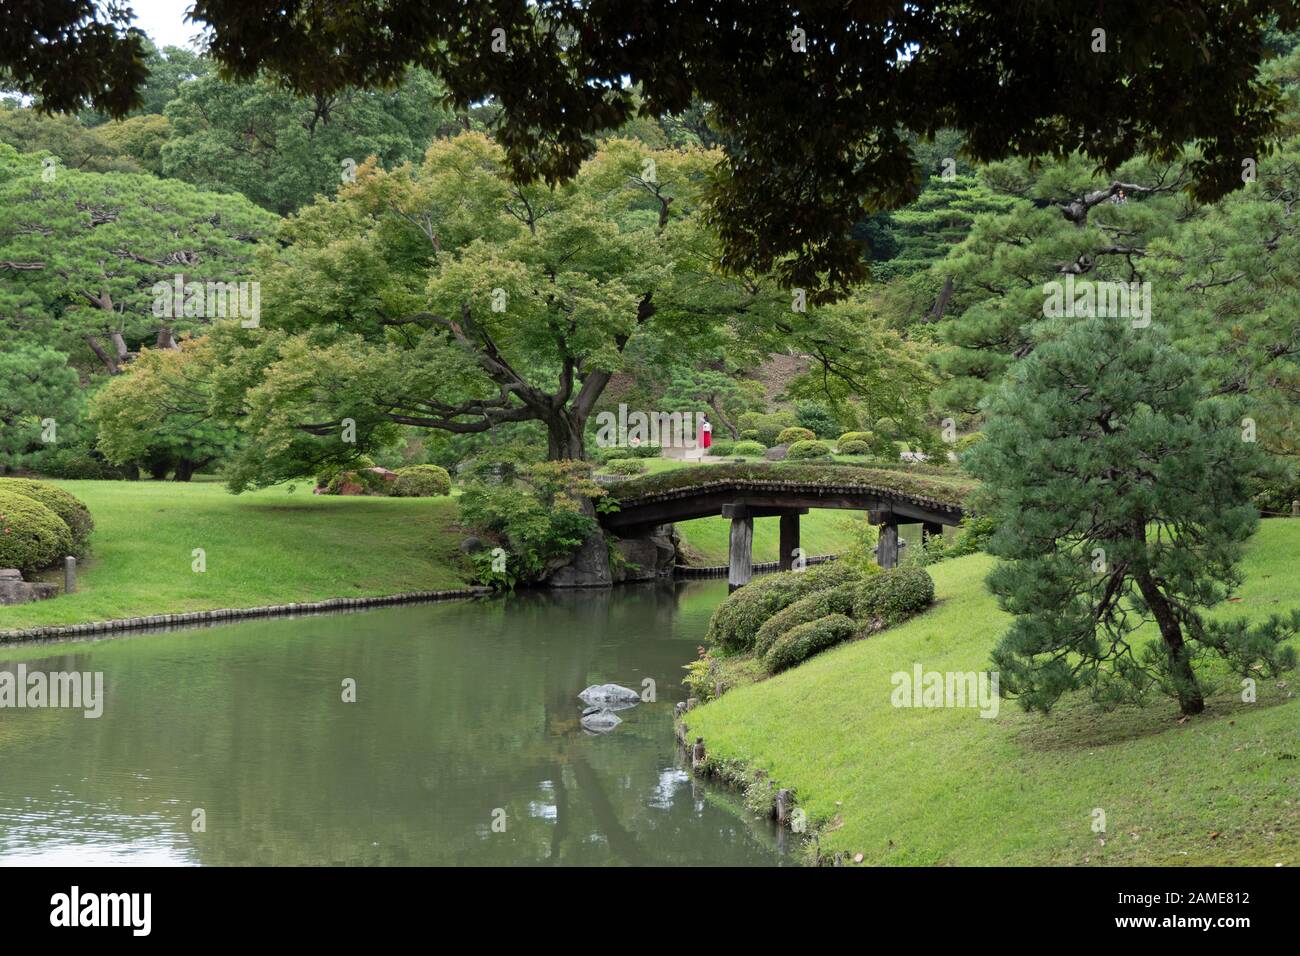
[
  {"xmin": 779, "ymin": 513, "xmax": 801, "ymax": 571},
  {"xmin": 722, "ymin": 504, "xmax": 754, "ymax": 591},
  {"xmin": 871, "ymin": 511, "xmax": 900, "ymax": 569}
]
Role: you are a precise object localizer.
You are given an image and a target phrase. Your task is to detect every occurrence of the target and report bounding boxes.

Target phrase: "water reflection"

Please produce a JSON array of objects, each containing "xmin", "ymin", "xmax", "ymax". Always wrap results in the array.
[{"xmin": 0, "ymin": 581, "xmax": 786, "ymax": 866}]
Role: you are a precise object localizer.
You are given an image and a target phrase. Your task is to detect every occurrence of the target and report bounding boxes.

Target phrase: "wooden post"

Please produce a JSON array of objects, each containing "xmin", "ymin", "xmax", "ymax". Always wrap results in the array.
[
  {"xmin": 64, "ymin": 556, "xmax": 77, "ymax": 594},
  {"xmin": 875, "ymin": 517, "xmax": 899, "ymax": 569},
  {"xmin": 1292, "ymin": 499, "xmax": 1299, "ymax": 518},
  {"xmin": 779, "ymin": 512, "xmax": 801, "ymax": 571},
  {"xmin": 776, "ymin": 788, "xmax": 793, "ymax": 824},
  {"xmin": 722, "ymin": 504, "xmax": 753, "ymax": 591},
  {"xmin": 692, "ymin": 737, "xmax": 706, "ymax": 770}
]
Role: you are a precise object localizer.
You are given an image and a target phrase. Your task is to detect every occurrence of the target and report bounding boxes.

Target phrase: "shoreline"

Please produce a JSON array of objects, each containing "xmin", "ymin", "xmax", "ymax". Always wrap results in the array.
[{"xmin": 0, "ymin": 586, "xmax": 492, "ymax": 644}]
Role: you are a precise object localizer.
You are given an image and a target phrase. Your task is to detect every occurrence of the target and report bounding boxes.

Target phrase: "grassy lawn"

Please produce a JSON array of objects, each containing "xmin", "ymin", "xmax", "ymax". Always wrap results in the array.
[
  {"xmin": 683, "ymin": 519, "xmax": 1300, "ymax": 866},
  {"xmin": 0, "ymin": 480, "xmax": 468, "ymax": 631}
]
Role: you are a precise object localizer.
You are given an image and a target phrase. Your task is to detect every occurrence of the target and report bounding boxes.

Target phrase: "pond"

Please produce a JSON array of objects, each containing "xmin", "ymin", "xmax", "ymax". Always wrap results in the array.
[{"xmin": 0, "ymin": 580, "xmax": 787, "ymax": 866}]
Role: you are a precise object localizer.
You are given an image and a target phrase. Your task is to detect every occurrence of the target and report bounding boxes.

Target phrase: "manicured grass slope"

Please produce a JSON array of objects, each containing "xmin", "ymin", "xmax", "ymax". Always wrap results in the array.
[
  {"xmin": 685, "ymin": 520, "xmax": 1300, "ymax": 866},
  {"xmin": 0, "ymin": 481, "xmax": 467, "ymax": 630}
]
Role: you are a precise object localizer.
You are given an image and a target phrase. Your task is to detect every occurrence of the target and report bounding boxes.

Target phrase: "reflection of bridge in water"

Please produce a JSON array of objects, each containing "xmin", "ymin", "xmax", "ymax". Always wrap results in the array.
[{"xmin": 600, "ymin": 465, "xmax": 970, "ymax": 590}]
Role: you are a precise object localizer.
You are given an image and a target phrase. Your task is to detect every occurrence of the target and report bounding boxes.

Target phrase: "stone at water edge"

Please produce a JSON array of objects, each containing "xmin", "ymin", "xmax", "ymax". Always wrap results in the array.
[
  {"xmin": 764, "ymin": 444, "xmax": 788, "ymax": 461},
  {"xmin": 579, "ymin": 683, "xmax": 641, "ymax": 709}
]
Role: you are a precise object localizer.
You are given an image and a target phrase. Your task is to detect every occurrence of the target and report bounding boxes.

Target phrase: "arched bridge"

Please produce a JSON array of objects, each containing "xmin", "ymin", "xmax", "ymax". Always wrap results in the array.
[{"xmin": 600, "ymin": 463, "xmax": 971, "ymax": 589}]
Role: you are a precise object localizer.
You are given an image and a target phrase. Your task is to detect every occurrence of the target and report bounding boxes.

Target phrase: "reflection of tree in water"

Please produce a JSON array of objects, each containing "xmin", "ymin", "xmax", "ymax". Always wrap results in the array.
[{"xmin": 0, "ymin": 585, "xmax": 780, "ymax": 865}]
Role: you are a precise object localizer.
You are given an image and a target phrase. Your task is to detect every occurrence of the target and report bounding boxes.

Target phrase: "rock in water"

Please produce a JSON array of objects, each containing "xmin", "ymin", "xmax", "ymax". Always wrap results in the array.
[
  {"xmin": 580, "ymin": 709, "xmax": 623, "ymax": 734},
  {"xmin": 579, "ymin": 683, "xmax": 641, "ymax": 709}
]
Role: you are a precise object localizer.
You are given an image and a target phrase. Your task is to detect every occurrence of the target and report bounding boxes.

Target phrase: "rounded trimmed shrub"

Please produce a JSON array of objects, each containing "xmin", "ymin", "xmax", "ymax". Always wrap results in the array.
[
  {"xmin": 705, "ymin": 560, "xmax": 863, "ymax": 653},
  {"xmin": 764, "ymin": 613, "xmax": 857, "ymax": 673},
  {"xmin": 0, "ymin": 489, "xmax": 74, "ymax": 575},
  {"xmin": 706, "ymin": 439, "xmax": 736, "ymax": 457},
  {"xmin": 838, "ymin": 430, "xmax": 873, "ymax": 445},
  {"xmin": 836, "ymin": 439, "xmax": 871, "ymax": 456},
  {"xmin": 739, "ymin": 429, "xmax": 762, "ymax": 442},
  {"xmin": 776, "ymin": 426, "xmax": 817, "ymax": 445},
  {"xmin": 786, "ymin": 439, "xmax": 831, "ymax": 460},
  {"xmin": 732, "ymin": 440, "xmax": 765, "ymax": 457},
  {"xmin": 603, "ymin": 458, "xmax": 647, "ymax": 477},
  {"xmin": 753, "ymin": 582, "xmax": 858, "ymax": 656},
  {"xmin": 0, "ymin": 478, "xmax": 94, "ymax": 555},
  {"xmin": 852, "ymin": 566, "xmax": 935, "ymax": 628},
  {"xmin": 391, "ymin": 464, "xmax": 452, "ymax": 497},
  {"xmin": 873, "ymin": 417, "xmax": 900, "ymax": 438},
  {"xmin": 316, "ymin": 457, "xmax": 376, "ymax": 488}
]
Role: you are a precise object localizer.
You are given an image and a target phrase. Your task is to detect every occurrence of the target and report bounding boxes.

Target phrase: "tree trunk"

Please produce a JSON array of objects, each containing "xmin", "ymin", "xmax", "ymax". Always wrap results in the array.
[
  {"xmin": 546, "ymin": 409, "xmax": 587, "ymax": 460},
  {"xmin": 1134, "ymin": 570, "xmax": 1205, "ymax": 716},
  {"xmin": 148, "ymin": 459, "xmax": 171, "ymax": 481},
  {"xmin": 173, "ymin": 459, "xmax": 198, "ymax": 481}
]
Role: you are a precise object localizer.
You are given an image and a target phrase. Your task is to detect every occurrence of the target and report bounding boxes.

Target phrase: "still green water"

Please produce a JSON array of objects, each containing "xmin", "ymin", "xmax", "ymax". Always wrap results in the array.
[{"xmin": 0, "ymin": 581, "xmax": 786, "ymax": 866}]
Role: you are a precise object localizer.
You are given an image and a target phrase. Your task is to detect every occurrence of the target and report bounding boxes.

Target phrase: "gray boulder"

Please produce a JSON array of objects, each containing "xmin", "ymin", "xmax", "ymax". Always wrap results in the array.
[
  {"xmin": 546, "ymin": 532, "xmax": 613, "ymax": 588},
  {"xmin": 579, "ymin": 683, "xmax": 641, "ymax": 709},
  {"xmin": 0, "ymin": 568, "xmax": 59, "ymax": 606},
  {"xmin": 764, "ymin": 443, "xmax": 789, "ymax": 461},
  {"xmin": 612, "ymin": 529, "xmax": 677, "ymax": 583}
]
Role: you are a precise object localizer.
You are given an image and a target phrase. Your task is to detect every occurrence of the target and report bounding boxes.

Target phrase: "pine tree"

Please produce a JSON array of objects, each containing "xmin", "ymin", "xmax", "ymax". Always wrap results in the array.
[{"xmin": 967, "ymin": 315, "xmax": 1299, "ymax": 716}]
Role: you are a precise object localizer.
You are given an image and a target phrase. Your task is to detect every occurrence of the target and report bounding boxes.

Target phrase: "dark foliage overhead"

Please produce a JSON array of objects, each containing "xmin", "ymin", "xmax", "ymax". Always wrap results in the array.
[{"xmin": 7, "ymin": 1, "xmax": 1298, "ymax": 299}]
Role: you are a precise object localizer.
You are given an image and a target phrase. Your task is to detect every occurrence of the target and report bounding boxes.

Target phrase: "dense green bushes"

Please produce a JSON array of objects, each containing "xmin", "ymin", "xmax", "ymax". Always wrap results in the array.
[
  {"xmin": 764, "ymin": 614, "xmax": 857, "ymax": 673},
  {"xmin": 458, "ymin": 460, "xmax": 607, "ymax": 588},
  {"xmin": 853, "ymin": 566, "xmax": 935, "ymax": 627},
  {"xmin": 390, "ymin": 464, "xmax": 452, "ymax": 497},
  {"xmin": 786, "ymin": 439, "xmax": 831, "ymax": 459},
  {"xmin": 753, "ymin": 582, "xmax": 858, "ymax": 656},
  {"xmin": 0, "ymin": 488, "xmax": 75, "ymax": 575},
  {"xmin": 704, "ymin": 562, "xmax": 936, "ymax": 675},
  {"xmin": 705, "ymin": 561, "xmax": 864, "ymax": 653},
  {"xmin": 837, "ymin": 439, "xmax": 871, "ymax": 456},
  {"xmin": 737, "ymin": 411, "xmax": 797, "ymax": 446},
  {"xmin": 706, "ymin": 439, "xmax": 735, "ymax": 457},
  {"xmin": 0, "ymin": 478, "xmax": 94, "ymax": 555},
  {"xmin": 732, "ymin": 440, "xmax": 765, "ymax": 457},
  {"xmin": 776, "ymin": 426, "xmax": 817, "ymax": 445}
]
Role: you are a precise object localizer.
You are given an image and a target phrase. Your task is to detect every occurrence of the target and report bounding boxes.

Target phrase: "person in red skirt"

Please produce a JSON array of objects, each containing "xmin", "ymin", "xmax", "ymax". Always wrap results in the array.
[{"xmin": 700, "ymin": 414, "xmax": 712, "ymax": 451}]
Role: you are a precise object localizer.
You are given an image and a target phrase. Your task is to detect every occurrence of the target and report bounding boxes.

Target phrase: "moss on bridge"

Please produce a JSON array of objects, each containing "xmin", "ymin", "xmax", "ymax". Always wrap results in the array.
[{"xmin": 605, "ymin": 461, "xmax": 975, "ymax": 512}]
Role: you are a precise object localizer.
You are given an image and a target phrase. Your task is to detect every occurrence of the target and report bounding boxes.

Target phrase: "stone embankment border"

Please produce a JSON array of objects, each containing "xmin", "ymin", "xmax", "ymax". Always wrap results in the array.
[{"xmin": 0, "ymin": 587, "xmax": 492, "ymax": 643}]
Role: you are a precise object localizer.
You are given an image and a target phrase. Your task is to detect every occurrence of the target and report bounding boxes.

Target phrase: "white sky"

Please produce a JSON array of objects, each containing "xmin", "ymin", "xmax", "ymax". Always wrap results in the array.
[{"xmin": 129, "ymin": 0, "xmax": 205, "ymax": 51}]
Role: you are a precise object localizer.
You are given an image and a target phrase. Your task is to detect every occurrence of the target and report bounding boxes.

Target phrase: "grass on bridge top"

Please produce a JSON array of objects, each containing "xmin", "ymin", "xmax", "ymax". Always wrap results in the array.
[{"xmin": 604, "ymin": 459, "xmax": 976, "ymax": 507}]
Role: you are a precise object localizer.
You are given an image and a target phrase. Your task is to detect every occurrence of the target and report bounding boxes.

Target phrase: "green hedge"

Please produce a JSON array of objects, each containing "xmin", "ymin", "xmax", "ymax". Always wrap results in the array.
[
  {"xmin": 764, "ymin": 613, "xmax": 858, "ymax": 673},
  {"xmin": 853, "ymin": 566, "xmax": 935, "ymax": 628},
  {"xmin": 732, "ymin": 440, "xmax": 766, "ymax": 457},
  {"xmin": 753, "ymin": 581, "xmax": 859, "ymax": 656},
  {"xmin": 390, "ymin": 464, "xmax": 452, "ymax": 497},
  {"xmin": 776, "ymin": 426, "xmax": 817, "ymax": 445},
  {"xmin": 0, "ymin": 478, "xmax": 94, "ymax": 556},
  {"xmin": 705, "ymin": 561, "xmax": 863, "ymax": 653},
  {"xmin": 837, "ymin": 439, "xmax": 871, "ymax": 456},
  {"xmin": 787, "ymin": 439, "xmax": 832, "ymax": 460},
  {"xmin": 706, "ymin": 439, "xmax": 736, "ymax": 457},
  {"xmin": 0, "ymin": 488, "xmax": 74, "ymax": 575},
  {"xmin": 604, "ymin": 458, "xmax": 648, "ymax": 476}
]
